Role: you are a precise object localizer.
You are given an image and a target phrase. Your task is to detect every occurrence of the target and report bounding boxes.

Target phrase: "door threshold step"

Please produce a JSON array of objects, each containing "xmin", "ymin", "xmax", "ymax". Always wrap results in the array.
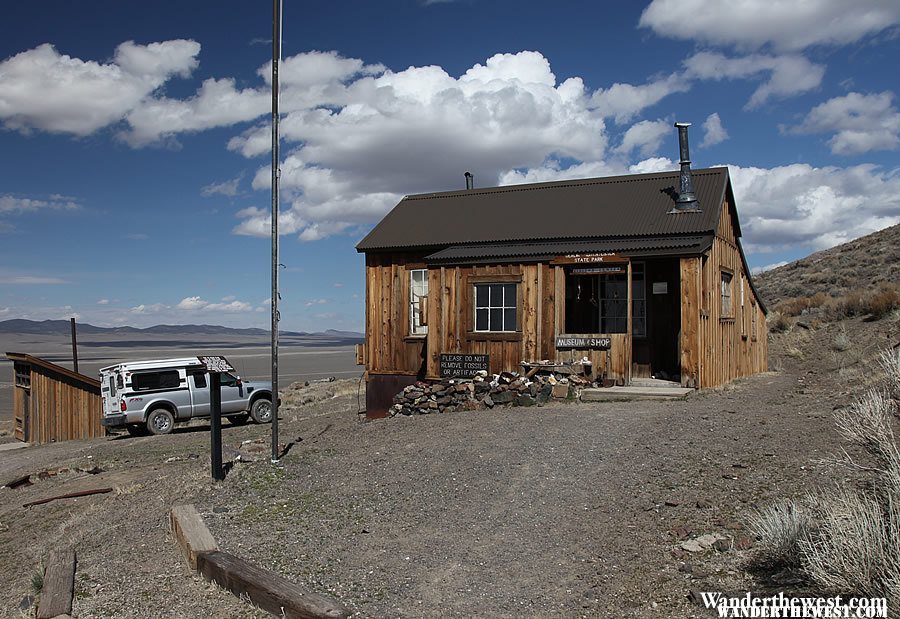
[{"xmin": 580, "ymin": 386, "xmax": 693, "ymax": 401}]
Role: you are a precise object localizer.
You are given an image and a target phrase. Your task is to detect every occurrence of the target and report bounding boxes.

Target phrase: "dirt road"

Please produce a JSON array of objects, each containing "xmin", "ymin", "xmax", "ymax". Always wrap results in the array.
[{"xmin": 0, "ymin": 314, "xmax": 894, "ymax": 617}]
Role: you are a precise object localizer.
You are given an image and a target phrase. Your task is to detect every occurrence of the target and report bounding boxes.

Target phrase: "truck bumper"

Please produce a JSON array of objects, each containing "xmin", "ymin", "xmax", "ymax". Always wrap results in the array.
[{"xmin": 101, "ymin": 414, "xmax": 127, "ymax": 427}]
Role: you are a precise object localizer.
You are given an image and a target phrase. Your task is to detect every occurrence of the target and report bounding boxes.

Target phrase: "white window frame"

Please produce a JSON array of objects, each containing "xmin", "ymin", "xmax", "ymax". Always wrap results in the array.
[
  {"xmin": 721, "ymin": 271, "xmax": 733, "ymax": 318},
  {"xmin": 409, "ymin": 269, "xmax": 428, "ymax": 336}
]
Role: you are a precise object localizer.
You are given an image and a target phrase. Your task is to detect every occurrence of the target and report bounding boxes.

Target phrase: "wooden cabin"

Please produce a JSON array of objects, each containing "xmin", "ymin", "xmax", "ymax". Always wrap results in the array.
[
  {"xmin": 356, "ymin": 131, "xmax": 767, "ymax": 417},
  {"xmin": 6, "ymin": 352, "xmax": 104, "ymax": 444}
]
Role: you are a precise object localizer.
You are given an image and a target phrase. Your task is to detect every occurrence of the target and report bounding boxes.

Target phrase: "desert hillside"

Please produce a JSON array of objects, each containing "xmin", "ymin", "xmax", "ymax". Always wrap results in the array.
[{"xmin": 754, "ymin": 223, "xmax": 899, "ymax": 307}]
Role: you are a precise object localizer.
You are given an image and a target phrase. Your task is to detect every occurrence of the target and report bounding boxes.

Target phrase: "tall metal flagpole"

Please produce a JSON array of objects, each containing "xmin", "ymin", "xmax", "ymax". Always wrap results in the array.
[{"xmin": 270, "ymin": 0, "xmax": 282, "ymax": 464}]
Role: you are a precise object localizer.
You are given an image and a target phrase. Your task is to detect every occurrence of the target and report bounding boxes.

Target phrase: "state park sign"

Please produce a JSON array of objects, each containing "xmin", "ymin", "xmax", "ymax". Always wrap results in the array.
[{"xmin": 439, "ymin": 353, "xmax": 489, "ymax": 378}]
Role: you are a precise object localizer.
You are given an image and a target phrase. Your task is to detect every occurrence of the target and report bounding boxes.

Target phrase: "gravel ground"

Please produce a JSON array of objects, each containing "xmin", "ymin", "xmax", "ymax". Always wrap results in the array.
[{"xmin": 0, "ymin": 313, "xmax": 896, "ymax": 618}]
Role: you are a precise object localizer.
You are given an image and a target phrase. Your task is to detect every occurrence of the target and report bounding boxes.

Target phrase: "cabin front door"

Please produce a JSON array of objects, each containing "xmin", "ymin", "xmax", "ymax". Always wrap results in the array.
[{"xmin": 632, "ymin": 260, "xmax": 681, "ymax": 381}]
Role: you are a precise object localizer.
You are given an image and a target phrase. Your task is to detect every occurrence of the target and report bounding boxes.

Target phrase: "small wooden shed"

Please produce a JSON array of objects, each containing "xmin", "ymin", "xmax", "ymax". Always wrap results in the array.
[
  {"xmin": 6, "ymin": 352, "xmax": 104, "ymax": 444},
  {"xmin": 355, "ymin": 125, "xmax": 768, "ymax": 417}
]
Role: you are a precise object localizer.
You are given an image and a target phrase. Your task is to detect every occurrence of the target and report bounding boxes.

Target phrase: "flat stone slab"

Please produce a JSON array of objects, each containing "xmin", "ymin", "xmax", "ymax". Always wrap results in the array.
[
  {"xmin": 0, "ymin": 441, "xmax": 29, "ymax": 452},
  {"xmin": 581, "ymin": 386, "xmax": 693, "ymax": 401}
]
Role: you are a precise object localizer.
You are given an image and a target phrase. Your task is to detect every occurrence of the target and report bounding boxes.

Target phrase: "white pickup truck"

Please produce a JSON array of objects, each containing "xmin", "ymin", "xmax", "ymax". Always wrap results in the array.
[{"xmin": 99, "ymin": 357, "xmax": 274, "ymax": 436}]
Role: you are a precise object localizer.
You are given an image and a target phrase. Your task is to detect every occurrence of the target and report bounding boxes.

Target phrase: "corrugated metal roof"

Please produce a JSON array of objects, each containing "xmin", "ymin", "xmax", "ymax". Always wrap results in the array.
[
  {"xmin": 425, "ymin": 235, "xmax": 714, "ymax": 264},
  {"xmin": 357, "ymin": 167, "xmax": 728, "ymax": 252}
]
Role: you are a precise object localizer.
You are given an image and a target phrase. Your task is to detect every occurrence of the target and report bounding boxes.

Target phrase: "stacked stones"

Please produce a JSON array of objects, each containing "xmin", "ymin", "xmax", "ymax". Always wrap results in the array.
[{"xmin": 389, "ymin": 370, "xmax": 578, "ymax": 416}]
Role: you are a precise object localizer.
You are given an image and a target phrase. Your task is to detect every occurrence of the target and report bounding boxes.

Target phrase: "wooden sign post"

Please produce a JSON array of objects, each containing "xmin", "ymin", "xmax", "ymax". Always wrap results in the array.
[{"xmin": 198, "ymin": 356, "xmax": 235, "ymax": 481}]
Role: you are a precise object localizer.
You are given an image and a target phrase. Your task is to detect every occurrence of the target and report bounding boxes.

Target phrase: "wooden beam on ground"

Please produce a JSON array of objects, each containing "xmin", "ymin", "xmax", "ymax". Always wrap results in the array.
[
  {"xmin": 36, "ymin": 548, "xmax": 75, "ymax": 619},
  {"xmin": 169, "ymin": 504, "xmax": 218, "ymax": 571},
  {"xmin": 23, "ymin": 487, "xmax": 112, "ymax": 508},
  {"xmin": 197, "ymin": 550, "xmax": 350, "ymax": 619}
]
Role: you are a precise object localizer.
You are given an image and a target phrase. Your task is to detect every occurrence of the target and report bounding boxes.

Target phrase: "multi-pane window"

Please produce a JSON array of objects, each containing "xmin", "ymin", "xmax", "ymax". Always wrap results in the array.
[
  {"xmin": 474, "ymin": 283, "xmax": 517, "ymax": 332},
  {"xmin": 409, "ymin": 269, "xmax": 428, "ymax": 335},
  {"xmin": 721, "ymin": 271, "xmax": 733, "ymax": 318}
]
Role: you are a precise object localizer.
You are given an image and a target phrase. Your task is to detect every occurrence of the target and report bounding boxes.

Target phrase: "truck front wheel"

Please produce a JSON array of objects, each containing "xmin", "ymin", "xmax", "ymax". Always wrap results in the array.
[
  {"xmin": 250, "ymin": 398, "xmax": 273, "ymax": 424},
  {"xmin": 146, "ymin": 408, "xmax": 175, "ymax": 435}
]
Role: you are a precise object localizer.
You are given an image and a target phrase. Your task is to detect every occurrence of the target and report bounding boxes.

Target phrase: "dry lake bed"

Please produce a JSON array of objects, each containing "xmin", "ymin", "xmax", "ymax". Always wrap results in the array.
[{"xmin": 0, "ymin": 331, "xmax": 362, "ymax": 422}]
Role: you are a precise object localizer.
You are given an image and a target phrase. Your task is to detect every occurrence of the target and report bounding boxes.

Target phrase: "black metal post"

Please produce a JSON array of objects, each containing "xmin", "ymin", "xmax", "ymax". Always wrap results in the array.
[
  {"xmin": 70, "ymin": 317, "xmax": 79, "ymax": 374},
  {"xmin": 210, "ymin": 372, "xmax": 224, "ymax": 481},
  {"xmin": 270, "ymin": 0, "xmax": 282, "ymax": 464}
]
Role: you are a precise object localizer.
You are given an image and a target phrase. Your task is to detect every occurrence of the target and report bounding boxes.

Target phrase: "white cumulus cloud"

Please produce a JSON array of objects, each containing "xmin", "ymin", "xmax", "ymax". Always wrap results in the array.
[
  {"xmin": 0, "ymin": 40, "xmax": 200, "ymax": 136},
  {"xmin": 700, "ymin": 113, "xmax": 728, "ymax": 148},
  {"xmin": 726, "ymin": 163, "xmax": 900, "ymax": 253},
  {"xmin": 175, "ymin": 296, "xmax": 253, "ymax": 312},
  {"xmin": 230, "ymin": 50, "xmax": 609, "ymax": 241},
  {"xmin": 683, "ymin": 52, "xmax": 825, "ymax": 109},
  {"xmin": 201, "ymin": 176, "xmax": 242, "ymax": 197},
  {"xmin": 122, "ymin": 77, "xmax": 268, "ymax": 146},
  {"xmin": 789, "ymin": 91, "xmax": 900, "ymax": 155},
  {"xmin": 590, "ymin": 75, "xmax": 689, "ymax": 124},
  {"xmin": 616, "ymin": 119, "xmax": 671, "ymax": 158},
  {"xmin": 639, "ymin": 0, "xmax": 900, "ymax": 51}
]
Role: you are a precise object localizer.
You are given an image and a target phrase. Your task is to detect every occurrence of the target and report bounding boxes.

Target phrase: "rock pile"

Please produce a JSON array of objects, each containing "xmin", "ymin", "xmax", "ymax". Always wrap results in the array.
[{"xmin": 389, "ymin": 370, "xmax": 588, "ymax": 416}]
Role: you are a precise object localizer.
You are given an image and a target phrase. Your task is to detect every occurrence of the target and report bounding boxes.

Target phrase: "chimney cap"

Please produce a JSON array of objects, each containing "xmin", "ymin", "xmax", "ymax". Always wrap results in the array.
[{"xmin": 674, "ymin": 121, "xmax": 691, "ymax": 128}]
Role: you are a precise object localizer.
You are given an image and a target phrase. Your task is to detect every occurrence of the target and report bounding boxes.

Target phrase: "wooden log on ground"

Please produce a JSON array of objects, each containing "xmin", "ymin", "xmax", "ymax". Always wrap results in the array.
[
  {"xmin": 23, "ymin": 487, "xmax": 112, "ymax": 507},
  {"xmin": 36, "ymin": 548, "xmax": 75, "ymax": 619},
  {"xmin": 197, "ymin": 550, "xmax": 350, "ymax": 619},
  {"xmin": 169, "ymin": 504, "xmax": 218, "ymax": 571}
]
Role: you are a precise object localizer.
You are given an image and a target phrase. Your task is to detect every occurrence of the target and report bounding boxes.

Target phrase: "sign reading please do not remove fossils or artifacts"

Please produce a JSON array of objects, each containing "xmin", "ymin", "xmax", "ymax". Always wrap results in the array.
[{"xmin": 440, "ymin": 354, "xmax": 489, "ymax": 378}]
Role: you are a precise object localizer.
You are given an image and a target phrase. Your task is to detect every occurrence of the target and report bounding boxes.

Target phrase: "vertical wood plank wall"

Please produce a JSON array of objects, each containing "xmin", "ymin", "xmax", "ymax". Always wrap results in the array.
[
  {"xmin": 366, "ymin": 258, "xmax": 631, "ymax": 382},
  {"xmin": 11, "ymin": 366, "xmax": 103, "ymax": 444},
  {"xmin": 686, "ymin": 198, "xmax": 768, "ymax": 388}
]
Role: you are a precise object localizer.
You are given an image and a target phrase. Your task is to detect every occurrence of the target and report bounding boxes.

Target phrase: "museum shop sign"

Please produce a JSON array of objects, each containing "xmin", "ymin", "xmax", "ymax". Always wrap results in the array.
[{"xmin": 555, "ymin": 336, "xmax": 612, "ymax": 350}]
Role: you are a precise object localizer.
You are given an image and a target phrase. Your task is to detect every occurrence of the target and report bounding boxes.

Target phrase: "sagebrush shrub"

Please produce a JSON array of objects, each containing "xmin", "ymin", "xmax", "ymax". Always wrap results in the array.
[{"xmin": 750, "ymin": 348, "xmax": 900, "ymax": 614}]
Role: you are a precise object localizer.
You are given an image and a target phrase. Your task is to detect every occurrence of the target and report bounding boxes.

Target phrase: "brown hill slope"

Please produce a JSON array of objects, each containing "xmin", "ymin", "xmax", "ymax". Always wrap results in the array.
[{"xmin": 754, "ymin": 223, "xmax": 899, "ymax": 307}]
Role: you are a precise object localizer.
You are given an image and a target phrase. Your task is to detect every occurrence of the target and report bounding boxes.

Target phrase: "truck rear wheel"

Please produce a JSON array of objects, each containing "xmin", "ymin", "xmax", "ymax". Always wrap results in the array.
[
  {"xmin": 146, "ymin": 408, "xmax": 175, "ymax": 435},
  {"xmin": 250, "ymin": 398, "xmax": 273, "ymax": 424}
]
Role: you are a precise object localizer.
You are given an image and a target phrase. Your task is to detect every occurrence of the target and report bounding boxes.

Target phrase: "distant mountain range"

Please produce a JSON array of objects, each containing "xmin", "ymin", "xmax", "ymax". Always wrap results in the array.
[{"xmin": 0, "ymin": 319, "xmax": 363, "ymax": 339}]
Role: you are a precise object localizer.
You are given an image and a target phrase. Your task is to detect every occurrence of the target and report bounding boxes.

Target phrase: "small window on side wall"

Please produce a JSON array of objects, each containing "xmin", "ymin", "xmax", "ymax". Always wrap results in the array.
[
  {"xmin": 720, "ymin": 271, "xmax": 733, "ymax": 318},
  {"xmin": 751, "ymin": 302, "xmax": 758, "ymax": 341},
  {"xmin": 409, "ymin": 269, "xmax": 428, "ymax": 336},
  {"xmin": 474, "ymin": 283, "xmax": 517, "ymax": 332}
]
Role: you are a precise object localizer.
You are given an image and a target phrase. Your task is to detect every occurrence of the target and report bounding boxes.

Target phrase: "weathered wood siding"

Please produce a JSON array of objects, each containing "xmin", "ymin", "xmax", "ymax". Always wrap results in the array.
[
  {"xmin": 12, "ymin": 363, "xmax": 103, "ymax": 444},
  {"xmin": 683, "ymin": 197, "xmax": 768, "ymax": 388},
  {"xmin": 364, "ymin": 252, "xmax": 430, "ymax": 377},
  {"xmin": 365, "ymin": 258, "xmax": 632, "ymax": 382}
]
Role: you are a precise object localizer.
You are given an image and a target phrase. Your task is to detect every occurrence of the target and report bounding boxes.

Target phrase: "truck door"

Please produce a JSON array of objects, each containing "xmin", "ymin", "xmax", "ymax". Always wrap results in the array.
[
  {"xmin": 102, "ymin": 371, "xmax": 121, "ymax": 418},
  {"xmin": 190, "ymin": 371, "xmax": 211, "ymax": 417},
  {"xmin": 219, "ymin": 372, "xmax": 245, "ymax": 413}
]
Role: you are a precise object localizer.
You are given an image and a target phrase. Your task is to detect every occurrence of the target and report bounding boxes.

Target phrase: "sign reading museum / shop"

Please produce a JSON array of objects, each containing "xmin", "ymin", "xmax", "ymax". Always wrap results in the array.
[
  {"xmin": 555, "ymin": 336, "xmax": 611, "ymax": 350},
  {"xmin": 440, "ymin": 353, "xmax": 489, "ymax": 378}
]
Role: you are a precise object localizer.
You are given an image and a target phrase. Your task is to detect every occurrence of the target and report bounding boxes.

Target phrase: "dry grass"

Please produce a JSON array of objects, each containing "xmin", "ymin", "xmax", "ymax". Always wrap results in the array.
[
  {"xmin": 824, "ymin": 284, "xmax": 900, "ymax": 322},
  {"xmin": 750, "ymin": 348, "xmax": 900, "ymax": 613},
  {"xmin": 769, "ymin": 312, "xmax": 792, "ymax": 333},
  {"xmin": 775, "ymin": 292, "xmax": 830, "ymax": 317}
]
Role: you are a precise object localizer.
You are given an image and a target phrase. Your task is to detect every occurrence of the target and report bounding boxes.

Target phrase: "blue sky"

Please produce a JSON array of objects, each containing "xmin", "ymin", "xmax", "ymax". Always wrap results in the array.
[{"xmin": 1, "ymin": 0, "xmax": 898, "ymax": 332}]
